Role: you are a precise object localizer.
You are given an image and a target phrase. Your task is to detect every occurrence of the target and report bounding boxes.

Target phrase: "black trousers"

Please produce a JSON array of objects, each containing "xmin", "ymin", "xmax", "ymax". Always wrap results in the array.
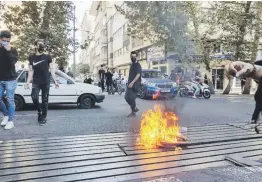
[
  {"xmin": 31, "ymin": 84, "xmax": 50, "ymax": 117},
  {"xmin": 125, "ymin": 88, "xmax": 137, "ymax": 112},
  {"xmin": 107, "ymin": 83, "xmax": 113, "ymax": 93},
  {"xmin": 252, "ymin": 88, "xmax": 262, "ymax": 121},
  {"xmin": 101, "ymin": 80, "xmax": 105, "ymax": 92}
]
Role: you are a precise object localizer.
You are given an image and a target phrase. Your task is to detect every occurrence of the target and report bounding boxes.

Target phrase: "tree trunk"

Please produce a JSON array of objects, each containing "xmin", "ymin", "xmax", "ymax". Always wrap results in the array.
[
  {"xmin": 223, "ymin": 76, "xmax": 233, "ymax": 94},
  {"xmin": 234, "ymin": 1, "xmax": 252, "ymax": 60},
  {"xmin": 39, "ymin": 1, "xmax": 53, "ymax": 39}
]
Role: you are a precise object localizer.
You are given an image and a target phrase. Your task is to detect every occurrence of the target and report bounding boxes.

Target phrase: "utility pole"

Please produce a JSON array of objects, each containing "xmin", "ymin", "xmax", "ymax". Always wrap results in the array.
[{"xmin": 73, "ymin": 5, "xmax": 76, "ymax": 79}]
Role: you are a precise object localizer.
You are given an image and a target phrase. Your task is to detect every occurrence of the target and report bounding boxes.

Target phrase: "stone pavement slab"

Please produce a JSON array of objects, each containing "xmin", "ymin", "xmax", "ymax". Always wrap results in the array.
[{"xmin": 0, "ymin": 123, "xmax": 262, "ymax": 182}]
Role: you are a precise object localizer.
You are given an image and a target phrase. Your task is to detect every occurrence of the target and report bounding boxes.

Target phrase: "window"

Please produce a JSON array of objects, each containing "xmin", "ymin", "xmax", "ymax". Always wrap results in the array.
[
  {"xmin": 120, "ymin": 48, "xmax": 122, "ymax": 55},
  {"xmin": 56, "ymin": 75, "xmax": 68, "ymax": 84},
  {"xmin": 17, "ymin": 71, "xmax": 28, "ymax": 83}
]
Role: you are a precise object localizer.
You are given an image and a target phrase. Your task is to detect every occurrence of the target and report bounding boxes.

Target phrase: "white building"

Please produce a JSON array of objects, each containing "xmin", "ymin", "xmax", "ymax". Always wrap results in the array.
[
  {"xmin": 88, "ymin": 1, "xmax": 153, "ymax": 78},
  {"xmin": 79, "ymin": 9, "xmax": 95, "ymax": 67}
]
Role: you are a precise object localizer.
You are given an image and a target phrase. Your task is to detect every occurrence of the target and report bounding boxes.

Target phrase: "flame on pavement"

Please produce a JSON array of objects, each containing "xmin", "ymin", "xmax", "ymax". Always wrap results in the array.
[{"xmin": 137, "ymin": 104, "xmax": 185, "ymax": 149}]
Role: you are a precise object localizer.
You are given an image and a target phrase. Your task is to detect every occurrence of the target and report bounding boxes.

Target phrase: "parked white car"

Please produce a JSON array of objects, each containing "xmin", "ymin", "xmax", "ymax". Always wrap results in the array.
[{"xmin": 12, "ymin": 70, "xmax": 105, "ymax": 110}]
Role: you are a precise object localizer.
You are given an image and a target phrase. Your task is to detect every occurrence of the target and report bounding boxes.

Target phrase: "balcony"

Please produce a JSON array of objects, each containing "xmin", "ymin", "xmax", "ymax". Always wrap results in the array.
[
  {"xmin": 100, "ymin": 35, "xmax": 107, "ymax": 45},
  {"xmin": 123, "ymin": 32, "xmax": 130, "ymax": 46}
]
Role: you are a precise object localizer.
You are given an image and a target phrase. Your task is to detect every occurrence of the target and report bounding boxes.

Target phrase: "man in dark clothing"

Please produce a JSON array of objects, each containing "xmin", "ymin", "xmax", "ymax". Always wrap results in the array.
[
  {"xmin": 170, "ymin": 70, "xmax": 176, "ymax": 82},
  {"xmin": 0, "ymin": 30, "xmax": 18, "ymax": 130},
  {"xmin": 25, "ymin": 39, "xmax": 59, "ymax": 125},
  {"xmin": 251, "ymin": 60, "xmax": 262, "ymax": 124},
  {"xmin": 98, "ymin": 65, "xmax": 105, "ymax": 92},
  {"xmin": 84, "ymin": 76, "xmax": 93, "ymax": 84},
  {"xmin": 125, "ymin": 51, "xmax": 142, "ymax": 117},
  {"xmin": 106, "ymin": 68, "xmax": 113, "ymax": 94}
]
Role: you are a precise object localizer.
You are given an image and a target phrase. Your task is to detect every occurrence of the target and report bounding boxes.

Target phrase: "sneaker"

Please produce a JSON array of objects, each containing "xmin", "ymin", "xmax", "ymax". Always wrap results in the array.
[
  {"xmin": 38, "ymin": 113, "xmax": 42, "ymax": 122},
  {"xmin": 134, "ymin": 108, "xmax": 139, "ymax": 113},
  {"xmin": 1, "ymin": 116, "xmax": 9, "ymax": 126},
  {"xmin": 192, "ymin": 96, "xmax": 197, "ymax": 99},
  {"xmin": 127, "ymin": 112, "xmax": 136, "ymax": 118},
  {"xmin": 39, "ymin": 118, "xmax": 47, "ymax": 126},
  {"xmin": 4, "ymin": 121, "xmax": 14, "ymax": 130},
  {"xmin": 249, "ymin": 120, "xmax": 257, "ymax": 124}
]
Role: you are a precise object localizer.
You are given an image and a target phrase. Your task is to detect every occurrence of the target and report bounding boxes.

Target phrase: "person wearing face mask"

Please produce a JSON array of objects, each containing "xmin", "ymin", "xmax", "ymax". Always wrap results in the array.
[
  {"xmin": 125, "ymin": 51, "xmax": 142, "ymax": 117},
  {"xmin": 25, "ymin": 39, "xmax": 59, "ymax": 125},
  {"xmin": 0, "ymin": 30, "xmax": 18, "ymax": 130}
]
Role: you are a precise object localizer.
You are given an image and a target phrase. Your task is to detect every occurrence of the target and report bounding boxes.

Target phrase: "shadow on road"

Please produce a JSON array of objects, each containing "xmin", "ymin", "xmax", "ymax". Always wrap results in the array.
[{"xmin": 20, "ymin": 104, "xmax": 101, "ymax": 111}]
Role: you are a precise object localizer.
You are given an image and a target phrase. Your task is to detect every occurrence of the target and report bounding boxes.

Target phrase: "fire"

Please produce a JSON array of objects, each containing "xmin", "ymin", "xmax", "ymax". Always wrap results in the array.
[
  {"xmin": 137, "ymin": 104, "xmax": 185, "ymax": 149},
  {"xmin": 152, "ymin": 91, "xmax": 160, "ymax": 100}
]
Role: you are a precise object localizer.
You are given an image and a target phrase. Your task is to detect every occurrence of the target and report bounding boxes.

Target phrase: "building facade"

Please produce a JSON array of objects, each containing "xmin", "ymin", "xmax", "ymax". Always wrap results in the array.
[{"xmin": 85, "ymin": 1, "xmax": 259, "ymax": 93}]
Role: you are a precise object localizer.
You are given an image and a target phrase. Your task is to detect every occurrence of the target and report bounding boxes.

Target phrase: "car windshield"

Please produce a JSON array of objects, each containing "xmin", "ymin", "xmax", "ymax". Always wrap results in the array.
[
  {"xmin": 16, "ymin": 70, "xmax": 23, "ymax": 77},
  {"xmin": 56, "ymin": 70, "xmax": 75, "ymax": 82},
  {"xmin": 142, "ymin": 71, "xmax": 163, "ymax": 78}
]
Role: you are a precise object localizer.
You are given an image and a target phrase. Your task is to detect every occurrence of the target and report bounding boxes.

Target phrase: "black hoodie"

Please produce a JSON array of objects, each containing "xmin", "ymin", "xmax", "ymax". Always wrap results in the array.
[{"xmin": 0, "ymin": 47, "xmax": 18, "ymax": 81}]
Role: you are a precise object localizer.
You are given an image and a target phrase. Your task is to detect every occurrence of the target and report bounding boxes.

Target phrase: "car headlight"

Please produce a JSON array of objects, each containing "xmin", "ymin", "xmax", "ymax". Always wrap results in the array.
[{"xmin": 146, "ymin": 82, "xmax": 156, "ymax": 87}]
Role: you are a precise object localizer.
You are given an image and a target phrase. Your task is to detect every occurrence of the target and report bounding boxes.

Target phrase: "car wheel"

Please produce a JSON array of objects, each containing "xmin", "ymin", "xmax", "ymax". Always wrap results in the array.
[
  {"xmin": 139, "ymin": 87, "xmax": 146, "ymax": 99},
  {"xmin": 79, "ymin": 95, "xmax": 95, "ymax": 109},
  {"xmin": 14, "ymin": 95, "xmax": 25, "ymax": 111}
]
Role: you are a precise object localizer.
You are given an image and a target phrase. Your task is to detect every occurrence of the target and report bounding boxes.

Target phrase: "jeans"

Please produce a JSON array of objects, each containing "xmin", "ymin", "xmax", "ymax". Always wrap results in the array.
[
  {"xmin": 0, "ymin": 80, "xmax": 17, "ymax": 121},
  {"xmin": 31, "ymin": 84, "xmax": 50, "ymax": 117},
  {"xmin": 192, "ymin": 84, "xmax": 200, "ymax": 96},
  {"xmin": 125, "ymin": 88, "xmax": 137, "ymax": 112}
]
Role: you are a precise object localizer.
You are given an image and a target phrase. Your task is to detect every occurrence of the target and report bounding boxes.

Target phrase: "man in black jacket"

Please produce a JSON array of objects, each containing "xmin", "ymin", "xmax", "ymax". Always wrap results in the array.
[
  {"xmin": 0, "ymin": 30, "xmax": 18, "ymax": 130},
  {"xmin": 125, "ymin": 51, "xmax": 142, "ymax": 117}
]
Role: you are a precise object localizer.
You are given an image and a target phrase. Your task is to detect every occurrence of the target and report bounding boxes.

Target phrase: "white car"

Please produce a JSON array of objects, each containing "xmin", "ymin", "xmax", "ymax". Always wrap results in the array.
[{"xmin": 12, "ymin": 70, "xmax": 105, "ymax": 110}]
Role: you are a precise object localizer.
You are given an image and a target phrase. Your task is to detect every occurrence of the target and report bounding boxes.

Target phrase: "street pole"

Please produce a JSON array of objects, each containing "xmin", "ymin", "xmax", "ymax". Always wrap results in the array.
[{"xmin": 73, "ymin": 5, "xmax": 76, "ymax": 79}]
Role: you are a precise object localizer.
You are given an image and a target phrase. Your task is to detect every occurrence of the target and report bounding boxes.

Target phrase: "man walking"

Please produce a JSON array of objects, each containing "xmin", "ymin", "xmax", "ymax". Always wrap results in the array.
[
  {"xmin": 25, "ymin": 39, "xmax": 58, "ymax": 125},
  {"xmin": 98, "ymin": 65, "xmax": 105, "ymax": 92},
  {"xmin": 125, "ymin": 51, "xmax": 142, "ymax": 117},
  {"xmin": 0, "ymin": 30, "xmax": 18, "ymax": 130}
]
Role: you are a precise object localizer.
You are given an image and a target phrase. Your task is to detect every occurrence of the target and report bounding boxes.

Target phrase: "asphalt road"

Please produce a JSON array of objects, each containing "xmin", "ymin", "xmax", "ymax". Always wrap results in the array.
[{"xmin": 0, "ymin": 94, "xmax": 255, "ymax": 141}]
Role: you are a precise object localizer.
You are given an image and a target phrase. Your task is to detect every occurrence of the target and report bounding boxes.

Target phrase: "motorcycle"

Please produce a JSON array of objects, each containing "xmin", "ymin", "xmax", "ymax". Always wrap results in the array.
[
  {"xmin": 179, "ymin": 81, "xmax": 211, "ymax": 99},
  {"xmin": 116, "ymin": 78, "xmax": 126, "ymax": 95}
]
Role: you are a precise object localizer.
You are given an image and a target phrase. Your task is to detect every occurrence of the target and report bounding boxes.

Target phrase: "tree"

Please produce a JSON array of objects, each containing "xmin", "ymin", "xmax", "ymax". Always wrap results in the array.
[
  {"xmin": 3, "ymin": 1, "xmax": 74, "ymax": 68},
  {"xmin": 214, "ymin": 2, "xmax": 254, "ymax": 94},
  {"xmin": 184, "ymin": 2, "xmax": 220, "ymax": 93},
  {"xmin": 242, "ymin": 2, "xmax": 262, "ymax": 94},
  {"xmin": 115, "ymin": 1, "xmax": 195, "ymax": 64},
  {"xmin": 0, "ymin": 2, "xmax": 5, "ymax": 25},
  {"xmin": 76, "ymin": 63, "xmax": 90, "ymax": 77}
]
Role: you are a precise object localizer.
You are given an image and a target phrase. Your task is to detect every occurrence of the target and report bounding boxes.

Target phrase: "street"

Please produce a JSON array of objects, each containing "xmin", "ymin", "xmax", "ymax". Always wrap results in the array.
[
  {"xmin": 0, "ymin": 94, "xmax": 255, "ymax": 140},
  {"xmin": 1, "ymin": 94, "xmax": 262, "ymax": 182}
]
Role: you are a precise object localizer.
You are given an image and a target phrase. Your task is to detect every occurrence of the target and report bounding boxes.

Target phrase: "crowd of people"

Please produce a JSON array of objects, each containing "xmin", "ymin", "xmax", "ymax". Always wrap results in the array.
[{"xmin": 0, "ymin": 29, "xmax": 142, "ymax": 131}]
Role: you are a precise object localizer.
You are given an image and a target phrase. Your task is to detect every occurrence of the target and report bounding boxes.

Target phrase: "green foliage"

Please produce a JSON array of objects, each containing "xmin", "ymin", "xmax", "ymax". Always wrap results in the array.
[
  {"xmin": 0, "ymin": 2, "xmax": 5, "ymax": 24},
  {"xmin": 215, "ymin": 1, "xmax": 254, "ymax": 61},
  {"xmin": 3, "ymin": 1, "xmax": 74, "ymax": 67},
  {"xmin": 115, "ymin": 1, "xmax": 195, "ymax": 63},
  {"xmin": 76, "ymin": 63, "xmax": 90, "ymax": 76}
]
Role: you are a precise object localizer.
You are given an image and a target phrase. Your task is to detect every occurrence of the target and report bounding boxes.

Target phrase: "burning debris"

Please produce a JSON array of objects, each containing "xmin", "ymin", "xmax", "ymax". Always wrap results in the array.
[{"xmin": 136, "ymin": 104, "xmax": 187, "ymax": 149}]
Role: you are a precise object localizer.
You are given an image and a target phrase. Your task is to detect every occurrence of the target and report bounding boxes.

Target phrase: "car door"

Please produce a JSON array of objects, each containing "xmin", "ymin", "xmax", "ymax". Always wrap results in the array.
[
  {"xmin": 49, "ymin": 74, "xmax": 77, "ymax": 103},
  {"xmin": 16, "ymin": 71, "xmax": 32, "ymax": 103}
]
